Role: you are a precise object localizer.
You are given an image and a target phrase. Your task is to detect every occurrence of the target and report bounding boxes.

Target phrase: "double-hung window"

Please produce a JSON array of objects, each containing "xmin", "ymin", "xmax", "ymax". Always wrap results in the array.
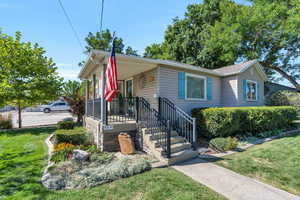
[
  {"xmin": 185, "ymin": 74, "xmax": 206, "ymax": 100},
  {"xmin": 246, "ymin": 80, "xmax": 257, "ymax": 101}
]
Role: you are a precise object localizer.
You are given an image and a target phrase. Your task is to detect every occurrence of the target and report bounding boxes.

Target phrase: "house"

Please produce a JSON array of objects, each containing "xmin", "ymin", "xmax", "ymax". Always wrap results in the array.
[
  {"xmin": 265, "ymin": 82, "xmax": 298, "ymax": 97},
  {"xmin": 78, "ymin": 50, "xmax": 268, "ymax": 164}
]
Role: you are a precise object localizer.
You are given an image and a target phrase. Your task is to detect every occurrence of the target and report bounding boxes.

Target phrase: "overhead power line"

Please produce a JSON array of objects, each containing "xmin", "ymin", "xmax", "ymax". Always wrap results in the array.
[{"xmin": 57, "ymin": 0, "xmax": 84, "ymax": 52}]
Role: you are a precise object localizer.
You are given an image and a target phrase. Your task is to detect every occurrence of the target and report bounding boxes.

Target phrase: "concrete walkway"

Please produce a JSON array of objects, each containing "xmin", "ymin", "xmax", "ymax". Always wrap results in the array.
[{"xmin": 173, "ymin": 158, "xmax": 300, "ymax": 200}]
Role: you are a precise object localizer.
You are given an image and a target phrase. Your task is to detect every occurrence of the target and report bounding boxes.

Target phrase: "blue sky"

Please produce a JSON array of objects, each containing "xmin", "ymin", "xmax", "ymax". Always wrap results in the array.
[{"xmin": 0, "ymin": 0, "xmax": 263, "ymax": 82}]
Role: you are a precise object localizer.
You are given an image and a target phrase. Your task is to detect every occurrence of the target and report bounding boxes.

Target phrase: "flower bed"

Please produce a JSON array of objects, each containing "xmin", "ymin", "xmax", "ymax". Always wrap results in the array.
[{"xmin": 42, "ymin": 123, "xmax": 152, "ymax": 190}]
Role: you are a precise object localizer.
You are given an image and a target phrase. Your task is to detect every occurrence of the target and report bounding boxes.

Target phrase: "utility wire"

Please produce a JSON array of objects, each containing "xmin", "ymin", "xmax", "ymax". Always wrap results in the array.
[
  {"xmin": 57, "ymin": 0, "xmax": 84, "ymax": 52},
  {"xmin": 99, "ymin": 0, "xmax": 105, "ymax": 33}
]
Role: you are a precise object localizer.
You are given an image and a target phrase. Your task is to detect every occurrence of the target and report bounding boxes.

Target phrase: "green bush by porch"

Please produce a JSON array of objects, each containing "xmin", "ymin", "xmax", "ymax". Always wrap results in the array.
[
  {"xmin": 54, "ymin": 127, "xmax": 88, "ymax": 145},
  {"xmin": 192, "ymin": 106, "xmax": 297, "ymax": 138}
]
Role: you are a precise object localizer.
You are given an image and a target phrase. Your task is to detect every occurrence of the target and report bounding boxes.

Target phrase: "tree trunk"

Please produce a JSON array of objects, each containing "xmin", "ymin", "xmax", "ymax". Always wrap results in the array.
[
  {"xmin": 263, "ymin": 63, "xmax": 300, "ymax": 92},
  {"xmin": 18, "ymin": 103, "xmax": 22, "ymax": 128}
]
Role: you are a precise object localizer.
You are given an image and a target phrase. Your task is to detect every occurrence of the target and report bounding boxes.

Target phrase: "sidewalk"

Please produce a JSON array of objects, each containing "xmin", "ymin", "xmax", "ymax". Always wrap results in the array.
[{"xmin": 173, "ymin": 158, "xmax": 300, "ymax": 200}]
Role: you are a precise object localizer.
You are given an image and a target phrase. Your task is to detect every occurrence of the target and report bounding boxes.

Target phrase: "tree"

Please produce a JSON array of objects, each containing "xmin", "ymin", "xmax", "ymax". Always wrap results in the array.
[
  {"xmin": 144, "ymin": 0, "xmax": 300, "ymax": 90},
  {"xmin": 125, "ymin": 46, "xmax": 139, "ymax": 56},
  {"xmin": 0, "ymin": 31, "xmax": 63, "ymax": 128},
  {"xmin": 79, "ymin": 29, "xmax": 139, "ymax": 66},
  {"xmin": 62, "ymin": 80, "xmax": 85, "ymax": 123}
]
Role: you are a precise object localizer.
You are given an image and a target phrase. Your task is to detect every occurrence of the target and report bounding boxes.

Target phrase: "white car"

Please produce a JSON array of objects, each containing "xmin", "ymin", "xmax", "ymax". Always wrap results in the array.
[{"xmin": 41, "ymin": 101, "xmax": 70, "ymax": 113}]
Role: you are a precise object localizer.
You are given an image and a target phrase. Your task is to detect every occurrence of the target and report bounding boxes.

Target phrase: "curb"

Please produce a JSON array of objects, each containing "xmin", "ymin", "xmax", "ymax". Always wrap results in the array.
[{"xmin": 41, "ymin": 134, "xmax": 55, "ymax": 187}]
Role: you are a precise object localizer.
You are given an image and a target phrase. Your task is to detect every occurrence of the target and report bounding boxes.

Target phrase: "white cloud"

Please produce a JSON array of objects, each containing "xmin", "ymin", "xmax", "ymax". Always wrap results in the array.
[
  {"xmin": 56, "ymin": 63, "xmax": 75, "ymax": 68},
  {"xmin": 57, "ymin": 68, "xmax": 80, "ymax": 81}
]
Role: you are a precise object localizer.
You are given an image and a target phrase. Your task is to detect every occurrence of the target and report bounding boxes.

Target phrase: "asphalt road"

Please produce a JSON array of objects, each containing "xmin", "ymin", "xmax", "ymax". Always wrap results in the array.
[{"xmin": 2, "ymin": 111, "xmax": 74, "ymax": 128}]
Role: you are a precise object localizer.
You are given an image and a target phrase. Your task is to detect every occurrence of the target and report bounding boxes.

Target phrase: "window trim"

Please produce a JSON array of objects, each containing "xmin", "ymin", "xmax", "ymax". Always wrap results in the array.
[
  {"xmin": 185, "ymin": 73, "xmax": 207, "ymax": 101},
  {"xmin": 246, "ymin": 80, "xmax": 258, "ymax": 101}
]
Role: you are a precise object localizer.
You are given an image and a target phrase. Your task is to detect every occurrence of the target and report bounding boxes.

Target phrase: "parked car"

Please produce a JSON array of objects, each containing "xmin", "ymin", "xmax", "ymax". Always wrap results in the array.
[
  {"xmin": 0, "ymin": 106, "xmax": 16, "ymax": 112},
  {"xmin": 40, "ymin": 101, "xmax": 70, "ymax": 113}
]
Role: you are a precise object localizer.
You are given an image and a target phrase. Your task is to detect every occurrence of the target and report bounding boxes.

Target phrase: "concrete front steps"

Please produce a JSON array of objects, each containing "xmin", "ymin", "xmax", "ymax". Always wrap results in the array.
[{"xmin": 142, "ymin": 128, "xmax": 198, "ymax": 165}]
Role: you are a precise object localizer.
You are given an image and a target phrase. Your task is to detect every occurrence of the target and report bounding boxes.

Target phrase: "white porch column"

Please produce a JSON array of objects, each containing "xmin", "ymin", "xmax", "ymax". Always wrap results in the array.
[{"xmin": 101, "ymin": 62, "xmax": 107, "ymax": 125}]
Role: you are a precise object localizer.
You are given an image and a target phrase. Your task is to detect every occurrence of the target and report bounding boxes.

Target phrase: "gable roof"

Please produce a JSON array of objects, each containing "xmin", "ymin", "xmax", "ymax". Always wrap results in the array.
[
  {"xmin": 78, "ymin": 50, "xmax": 268, "ymax": 81},
  {"xmin": 213, "ymin": 60, "xmax": 268, "ymax": 81}
]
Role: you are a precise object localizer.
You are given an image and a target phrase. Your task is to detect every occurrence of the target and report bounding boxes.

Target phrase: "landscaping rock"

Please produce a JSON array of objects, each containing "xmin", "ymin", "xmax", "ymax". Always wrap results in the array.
[{"xmin": 72, "ymin": 149, "xmax": 90, "ymax": 162}]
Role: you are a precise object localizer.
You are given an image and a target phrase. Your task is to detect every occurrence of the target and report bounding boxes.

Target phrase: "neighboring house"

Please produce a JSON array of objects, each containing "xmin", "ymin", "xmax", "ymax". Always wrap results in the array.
[
  {"xmin": 78, "ymin": 50, "xmax": 268, "ymax": 164},
  {"xmin": 265, "ymin": 82, "xmax": 298, "ymax": 97}
]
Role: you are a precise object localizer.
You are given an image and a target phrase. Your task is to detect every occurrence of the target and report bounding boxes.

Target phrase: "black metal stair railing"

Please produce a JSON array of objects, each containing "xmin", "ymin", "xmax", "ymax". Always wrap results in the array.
[
  {"xmin": 137, "ymin": 97, "xmax": 171, "ymax": 158},
  {"xmin": 158, "ymin": 97, "xmax": 197, "ymax": 149}
]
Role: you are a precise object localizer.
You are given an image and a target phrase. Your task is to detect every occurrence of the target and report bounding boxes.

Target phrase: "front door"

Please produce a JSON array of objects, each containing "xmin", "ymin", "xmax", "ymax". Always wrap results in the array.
[{"xmin": 125, "ymin": 79, "xmax": 133, "ymax": 97}]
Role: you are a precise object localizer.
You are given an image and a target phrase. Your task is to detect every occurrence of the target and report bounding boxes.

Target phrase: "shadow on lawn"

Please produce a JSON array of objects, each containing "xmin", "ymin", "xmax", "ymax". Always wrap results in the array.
[
  {"xmin": 0, "ymin": 127, "xmax": 56, "ymax": 136},
  {"xmin": 0, "ymin": 127, "xmax": 57, "ymax": 199}
]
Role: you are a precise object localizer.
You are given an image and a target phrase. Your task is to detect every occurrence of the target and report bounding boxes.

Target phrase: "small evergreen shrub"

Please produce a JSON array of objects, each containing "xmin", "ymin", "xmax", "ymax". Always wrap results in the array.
[
  {"xmin": 57, "ymin": 120, "xmax": 75, "ymax": 130},
  {"xmin": 209, "ymin": 137, "xmax": 238, "ymax": 152},
  {"xmin": 192, "ymin": 106, "xmax": 297, "ymax": 138},
  {"xmin": 54, "ymin": 127, "xmax": 87, "ymax": 145},
  {"xmin": 0, "ymin": 114, "xmax": 13, "ymax": 129}
]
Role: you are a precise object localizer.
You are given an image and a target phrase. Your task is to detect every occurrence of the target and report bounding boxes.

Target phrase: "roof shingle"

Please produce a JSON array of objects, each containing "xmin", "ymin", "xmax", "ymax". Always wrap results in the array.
[{"xmin": 213, "ymin": 60, "xmax": 257, "ymax": 76}]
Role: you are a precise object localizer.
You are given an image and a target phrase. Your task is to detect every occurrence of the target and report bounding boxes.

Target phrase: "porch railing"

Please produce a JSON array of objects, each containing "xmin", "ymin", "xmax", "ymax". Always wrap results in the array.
[
  {"xmin": 86, "ymin": 98, "xmax": 101, "ymax": 120},
  {"xmin": 86, "ymin": 97, "xmax": 137, "ymax": 123},
  {"xmin": 138, "ymin": 97, "xmax": 171, "ymax": 158},
  {"xmin": 106, "ymin": 97, "xmax": 137, "ymax": 123},
  {"xmin": 158, "ymin": 97, "xmax": 197, "ymax": 149}
]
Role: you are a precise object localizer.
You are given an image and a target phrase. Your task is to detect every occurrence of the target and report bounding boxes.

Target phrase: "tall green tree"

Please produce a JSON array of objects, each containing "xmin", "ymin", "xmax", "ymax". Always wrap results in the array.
[
  {"xmin": 0, "ymin": 31, "xmax": 63, "ymax": 128},
  {"xmin": 84, "ymin": 29, "xmax": 138, "ymax": 55},
  {"xmin": 145, "ymin": 0, "xmax": 300, "ymax": 90},
  {"xmin": 79, "ymin": 29, "xmax": 139, "ymax": 66}
]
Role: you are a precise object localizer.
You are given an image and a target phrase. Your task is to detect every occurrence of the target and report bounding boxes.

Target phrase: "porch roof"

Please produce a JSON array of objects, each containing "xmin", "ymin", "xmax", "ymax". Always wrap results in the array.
[
  {"xmin": 78, "ymin": 50, "xmax": 223, "ymax": 80},
  {"xmin": 78, "ymin": 50, "xmax": 268, "ymax": 81}
]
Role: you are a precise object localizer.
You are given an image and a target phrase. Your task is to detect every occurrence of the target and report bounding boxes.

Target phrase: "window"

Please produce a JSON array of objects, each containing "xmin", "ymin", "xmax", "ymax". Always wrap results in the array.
[
  {"xmin": 125, "ymin": 79, "xmax": 133, "ymax": 97},
  {"xmin": 186, "ymin": 74, "xmax": 206, "ymax": 100},
  {"xmin": 246, "ymin": 80, "xmax": 257, "ymax": 101}
]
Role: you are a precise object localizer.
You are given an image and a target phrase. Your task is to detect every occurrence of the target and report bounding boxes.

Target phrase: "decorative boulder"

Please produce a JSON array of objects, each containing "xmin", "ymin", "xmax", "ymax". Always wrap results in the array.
[{"xmin": 72, "ymin": 149, "xmax": 90, "ymax": 162}]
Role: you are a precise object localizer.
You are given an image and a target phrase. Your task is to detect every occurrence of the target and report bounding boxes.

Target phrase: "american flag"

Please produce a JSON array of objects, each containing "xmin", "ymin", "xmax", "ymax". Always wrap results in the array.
[{"xmin": 104, "ymin": 39, "xmax": 118, "ymax": 102}]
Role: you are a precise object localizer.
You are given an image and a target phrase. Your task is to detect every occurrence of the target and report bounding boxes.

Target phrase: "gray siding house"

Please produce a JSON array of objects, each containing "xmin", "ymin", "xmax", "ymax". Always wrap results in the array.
[
  {"xmin": 78, "ymin": 50, "xmax": 269, "ymax": 164},
  {"xmin": 79, "ymin": 50, "xmax": 268, "ymax": 114}
]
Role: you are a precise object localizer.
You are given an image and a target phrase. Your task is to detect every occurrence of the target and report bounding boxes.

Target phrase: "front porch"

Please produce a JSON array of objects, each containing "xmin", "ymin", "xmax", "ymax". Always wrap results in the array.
[{"xmin": 80, "ymin": 50, "xmax": 198, "ymax": 164}]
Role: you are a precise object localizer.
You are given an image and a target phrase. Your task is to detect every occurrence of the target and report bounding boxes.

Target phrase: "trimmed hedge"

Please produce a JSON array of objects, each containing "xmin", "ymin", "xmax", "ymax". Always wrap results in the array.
[
  {"xmin": 57, "ymin": 120, "xmax": 75, "ymax": 130},
  {"xmin": 54, "ymin": 127, "xmax": 87, "ymax": 145},
  {"xmin": 191, "ymin": 106, "xmax": 297, "ymax": 138}
]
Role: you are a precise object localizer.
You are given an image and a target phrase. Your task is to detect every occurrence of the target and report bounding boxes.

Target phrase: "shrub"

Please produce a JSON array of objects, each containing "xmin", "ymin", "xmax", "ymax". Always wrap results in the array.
[
  {"xmin": 266, "ymin": 91, "xmax": 300, "ymax": 114},
  {"xmin": 57, "ymin": 120, "xmax": 75, "ymax": 130},
  {"xmin": 209, "ymin": 137, "xmax": 238, "ymax": 152},
  {"xmin": 0, "ymin": 114, "xmax": 13, "ymax": 129},
  {"xmin": 192, "ymin": 106, "xmax": 297, "ymax": 138},
  {"xmin": 54, "ymin": 127, "xmax": 87, "ymax": 145}
]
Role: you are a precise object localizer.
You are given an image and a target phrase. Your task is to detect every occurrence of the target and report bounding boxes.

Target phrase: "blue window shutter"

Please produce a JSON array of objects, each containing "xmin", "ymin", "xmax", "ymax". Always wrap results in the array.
[
  {"xmin": 257, "ymin": 82, "xmax": 260, "ymax": 100},
  {"xmin": 206, "ymin": 77, "xmax": 213, "ymax": 100},
  {"xmin": 178, "ymin": 72, "xmax": 186, "ymax": 99},
  {"xmin": 243, "ymin": 79, "xmax": 247, "ymax": 101}
]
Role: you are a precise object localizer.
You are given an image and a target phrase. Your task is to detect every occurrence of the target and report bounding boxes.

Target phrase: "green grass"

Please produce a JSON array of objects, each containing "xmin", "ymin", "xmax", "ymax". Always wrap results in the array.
[
  {"xmin": 0, "ymin": 128, "xmax": 226, "ymax": 200},
  {"xmin": 216, "ymin": 132, "xmax": 300, "ymax": 196}
]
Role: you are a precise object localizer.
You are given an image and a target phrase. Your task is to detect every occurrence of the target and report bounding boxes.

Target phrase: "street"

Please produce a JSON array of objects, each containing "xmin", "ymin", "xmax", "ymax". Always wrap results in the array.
[{"xmin": 2, "ymin": 111, "xmax": 74, "ymax": 128}]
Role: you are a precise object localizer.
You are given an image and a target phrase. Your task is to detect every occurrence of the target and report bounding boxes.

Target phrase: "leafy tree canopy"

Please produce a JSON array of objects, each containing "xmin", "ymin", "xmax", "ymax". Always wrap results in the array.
[
  {"xmin": 84, "ymin": 29, "xmax": 139, "ymax": 56},
  {"xmin": 0, "ymin": 31, "xmax": 63, "ymax": 127},
  {"xmin": 144, "ymin": 0, "xmax": 300, "ymax": 90},
  {"xmin": 79, "ymin": 29, "xmax": 139, "ymax": 66}
]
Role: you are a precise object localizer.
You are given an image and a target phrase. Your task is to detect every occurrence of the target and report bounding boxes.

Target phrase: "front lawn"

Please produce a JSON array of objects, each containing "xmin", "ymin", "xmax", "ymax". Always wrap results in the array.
[
  {"xmin": 216, "ymin": 132, "xmax": 300, "ymax": 196},
  {"xmin": 0, "ymin": 128, "xmax": 226, "ymax": 200}
]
